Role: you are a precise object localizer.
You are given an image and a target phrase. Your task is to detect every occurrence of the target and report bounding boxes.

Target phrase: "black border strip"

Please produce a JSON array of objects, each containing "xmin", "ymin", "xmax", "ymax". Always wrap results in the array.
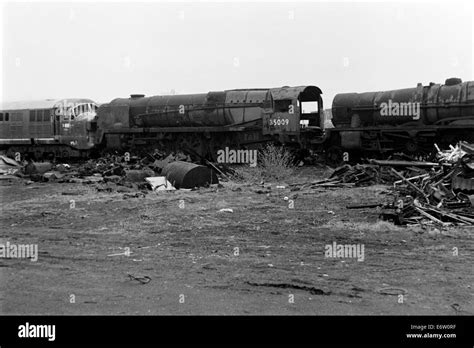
[{"xmin": 0, "ymin": 315, "xmax": 472, "ymax": 346}]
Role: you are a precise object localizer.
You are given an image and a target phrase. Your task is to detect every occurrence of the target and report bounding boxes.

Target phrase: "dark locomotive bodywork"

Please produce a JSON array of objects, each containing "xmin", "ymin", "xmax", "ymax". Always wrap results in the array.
[
  {"xmin": 330, "ymin": 78, "xmax": 474, "ymax": 156},
  {"xmin": 0, "ymin": 99, "xmax": 98, "ymax": 159},
  {"xmin": 4, "ymin": 78, "xmax": 471, "ymax": 164},
  {"xmin": 96, "ymin": 86, "xmax": 323, "ymax": 159}
]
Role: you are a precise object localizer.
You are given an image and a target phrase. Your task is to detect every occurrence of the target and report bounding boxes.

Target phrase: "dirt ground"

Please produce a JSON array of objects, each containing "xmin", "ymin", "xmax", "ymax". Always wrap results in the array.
[{"xmin": 0, "ymin": 166, "xmax": 472, "ymax": 315}]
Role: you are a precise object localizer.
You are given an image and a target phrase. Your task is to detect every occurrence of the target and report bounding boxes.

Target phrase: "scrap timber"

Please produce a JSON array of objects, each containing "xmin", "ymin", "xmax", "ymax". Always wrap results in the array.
[{"xmin": 330, "ymin": 142, "xmax": 474, "ymax": 226}]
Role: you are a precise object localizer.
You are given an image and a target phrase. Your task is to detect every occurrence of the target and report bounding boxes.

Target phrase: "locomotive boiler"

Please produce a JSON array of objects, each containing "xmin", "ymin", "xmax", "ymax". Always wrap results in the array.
[
  {"xmin": 329, "ymin": 78, "xmax": 474, "ymax": 160},
  {"xmin": 96, "ymin": 86, "xmax": 323, "ymax": 160}
]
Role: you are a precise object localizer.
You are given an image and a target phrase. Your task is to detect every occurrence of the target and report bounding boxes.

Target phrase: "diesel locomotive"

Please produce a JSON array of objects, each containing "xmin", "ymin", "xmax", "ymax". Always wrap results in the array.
[{"xmin": 0, "ymin": 99, "xmax": 98, "ymax": 159}]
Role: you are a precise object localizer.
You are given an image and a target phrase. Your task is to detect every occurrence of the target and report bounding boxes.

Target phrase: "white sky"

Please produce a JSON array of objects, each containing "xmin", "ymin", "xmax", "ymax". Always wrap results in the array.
[{"xmin": 1, "ymin": 1, "xmax": 473, "ymax": 106}]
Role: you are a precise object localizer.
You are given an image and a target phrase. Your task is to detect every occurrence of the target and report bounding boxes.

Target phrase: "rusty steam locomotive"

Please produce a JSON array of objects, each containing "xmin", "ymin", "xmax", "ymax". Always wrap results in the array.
[
  {"xmin": 328, "ymin": 77, "xmax": 474, "ymax": 163},
  {"xmin": 95, "ymin": 86, "xmax": 323, "ymax": 160},
  {"xmin": 1, "ymin": 78, "xmax": 473, "ymax": 163}
]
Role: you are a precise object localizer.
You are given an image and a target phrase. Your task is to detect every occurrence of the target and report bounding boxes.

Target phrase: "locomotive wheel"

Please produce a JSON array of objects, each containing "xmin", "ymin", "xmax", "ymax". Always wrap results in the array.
[
  {"xmin": 62, "ymin": 151, "xmax": 70, "ymax": 159},
  {"xmin": 207, "ymin": 134, "xmax": 238, "ymax": 162},
  {"xmin": 207, "ymin": 138, "xmax": 223, "ymax": 162},
  {"xmin": 325, "ymin": 146, "xmax": 344, "ymax": 168},
  {"xmin": 175, "ymin": 134, "xmax": 206, "ymax": 160},
  {"xmin": 45, "ymin": 152, "xmax": 55, "ymax": 161},
  {"xmin": 405, "ymin": 140, "xmax": 418, "ymax": 153}
]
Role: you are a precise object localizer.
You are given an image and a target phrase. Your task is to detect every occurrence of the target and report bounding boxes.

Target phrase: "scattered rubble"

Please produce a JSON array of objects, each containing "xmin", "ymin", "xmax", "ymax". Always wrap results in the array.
[
  {"xmin": 1, "ymin": 142, "xmax": 472, "ymax": 227},
  {"xmin": 337, "ymin": 142, "xmax": 474, "ymax": 226},
  {"xmin": 127, "ymin": 274, "xmax": 151, "ymax": 284},
  {"xmin": 0, "ymin": 155, "xmax": 21, "ymax": 174},
  {"xmin": 0, "ymin": 150, "xmax": 219, "ymax": 191},
  {"xmin": 42, "ymin": 171, "xmax": 65, "ymax": 181},
  {"xmin": 382, "ymin": 142, "xmax": 473, "ymax": 226},
  {"xmin": 124, "ymin": 169, "xmax": 155, "ymax": 183},
  {"xmin": 329, "ymin": 164, "xmax": 400, "ymax": 186},
  {"xmin": 145, "ymin": 177, "xmax": 176, "ymax": 191},
  {"xmin": 24, "ymin": 161, "xmax": 52, "ymax": 175}
]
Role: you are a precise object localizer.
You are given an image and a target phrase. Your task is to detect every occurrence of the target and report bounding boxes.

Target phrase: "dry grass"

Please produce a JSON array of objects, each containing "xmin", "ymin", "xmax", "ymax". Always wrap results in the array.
[
  {"xmin": 258, "ymin": 143, "xmax": 294, "ymax": 181},
  {"xmin": 231, "ymin": 144, "xmax": 295, "ymax": 183}
]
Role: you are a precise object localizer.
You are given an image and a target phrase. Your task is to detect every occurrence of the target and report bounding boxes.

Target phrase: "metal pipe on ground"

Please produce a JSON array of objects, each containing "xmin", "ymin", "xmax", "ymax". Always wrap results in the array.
[{"xmin": 162, "ymin": 161, "xmax": 218, "ymax": 189}]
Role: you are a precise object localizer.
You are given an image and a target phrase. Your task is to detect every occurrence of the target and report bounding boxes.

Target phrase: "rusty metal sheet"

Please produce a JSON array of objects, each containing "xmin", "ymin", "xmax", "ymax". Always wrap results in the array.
[
  {"xmin": 224, "ymin": 89, "xmax": 269, "ymax": 104},
  {"xmin": 270, "ymin": 86, "xmax": 322, "ymax": 101},
  {"xmin": 452, "ymin": 175, "xmax": 474, "ymax": 192},
  {"xmin": 332, "ymin": 79, "xmax": 474, "ymax": 127},
  {"xmin": 145, "ymin": 176, "xmax": 176, "ymax": 191},
  {"xmin": 460, "ymin": 141, "xmax": 474, "ymax": 155}
]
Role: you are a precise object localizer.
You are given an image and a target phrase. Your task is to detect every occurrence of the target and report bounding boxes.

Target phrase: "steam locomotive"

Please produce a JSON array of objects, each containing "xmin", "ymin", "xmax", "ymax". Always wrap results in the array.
[
  {"xmin": 328, "ymin": 78, "xmax": 474, "ymax": 163},
  {"xmin": 95, "ymin": 86, "xmax": 323, "ymax": 160},
  {"xmin": 1, "ymin": 78, "xmax": 473, "ymax": 163}
]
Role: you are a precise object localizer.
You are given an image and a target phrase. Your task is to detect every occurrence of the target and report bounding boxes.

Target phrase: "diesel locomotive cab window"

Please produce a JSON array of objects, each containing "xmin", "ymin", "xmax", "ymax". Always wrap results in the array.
[
  {"xmin": 274, "ymin": 99, "xmax": 292, "ymax": 112},
  {"xmin": 72, "ymin": 105, "xmax": 85, "ymax": 118},
  {"xmin": 0, "ymin": 113, "xmax": 3, "ymax": 121},
  {"xmin": 5, "ymin": 113, "xmax": 9, "ymax": 121}
]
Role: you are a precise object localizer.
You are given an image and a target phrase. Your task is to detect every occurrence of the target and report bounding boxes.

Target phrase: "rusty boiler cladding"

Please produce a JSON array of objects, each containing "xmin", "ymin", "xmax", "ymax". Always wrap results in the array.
[
  {"xmin": 332, "ymin": 78, "xmax": 474, "ymax": 127},
  {"xmin": 111, "ymin": 90, "xmax": 272, "ymax": 128}
]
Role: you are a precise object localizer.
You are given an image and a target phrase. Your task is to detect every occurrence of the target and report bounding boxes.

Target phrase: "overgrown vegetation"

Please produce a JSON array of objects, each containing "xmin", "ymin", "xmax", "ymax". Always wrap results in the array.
[{"xmin": 232, "ymin": 144, "xmax": 294, "ymax": 183}]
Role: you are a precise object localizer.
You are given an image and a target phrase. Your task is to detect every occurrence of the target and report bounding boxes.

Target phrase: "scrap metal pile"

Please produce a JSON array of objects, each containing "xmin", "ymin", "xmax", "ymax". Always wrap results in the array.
[
  {"xmin": 335, "ymin": 142, "xmax": 474, "ymax": 226},
  {"xmin": 0, "ymin": 150, "xmax": 219, "ymax": 192}
]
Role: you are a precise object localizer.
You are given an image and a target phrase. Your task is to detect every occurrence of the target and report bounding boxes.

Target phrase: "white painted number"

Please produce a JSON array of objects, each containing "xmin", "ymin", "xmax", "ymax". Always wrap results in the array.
[{"xmin": 270, "ymin": 119, "xmax": 290, "ymax": 126}]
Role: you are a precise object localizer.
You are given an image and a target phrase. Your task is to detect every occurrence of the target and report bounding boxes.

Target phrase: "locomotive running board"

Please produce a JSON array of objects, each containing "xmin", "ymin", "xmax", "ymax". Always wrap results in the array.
[
  {"xmin": 328, "ymin": 124, "xmax": 474, "ymax": 132},
  {"xmin": 0, "ymin": 138, "xmax": 56, "ymax": 145},
  {"xmin": 104, "ymin": 126, "xmax": 246, "ymax": 133}
]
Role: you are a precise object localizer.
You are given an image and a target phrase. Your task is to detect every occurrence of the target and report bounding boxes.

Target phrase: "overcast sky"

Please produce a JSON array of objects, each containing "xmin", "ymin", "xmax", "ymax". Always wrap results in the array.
[{"xmin": 1, "ymin": 1, "xmax": 473, "ymax": 106}]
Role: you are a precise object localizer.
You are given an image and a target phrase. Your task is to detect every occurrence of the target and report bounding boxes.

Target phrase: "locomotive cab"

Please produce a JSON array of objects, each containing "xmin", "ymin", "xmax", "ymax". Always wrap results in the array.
[
  {"xmin": 265, "ymin": 85, "xmax": 323, "ymax": 143},
  {"xmin": 298, "ymin": 87, "xmax": 323, "ymax": 129},
  {"xmin": 53, "ymin": 101, "xmax": 98, "ymax": 150}
]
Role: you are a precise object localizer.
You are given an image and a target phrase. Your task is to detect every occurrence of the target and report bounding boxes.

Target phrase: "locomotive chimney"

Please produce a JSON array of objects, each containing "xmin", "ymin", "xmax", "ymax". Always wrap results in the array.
[{"xmin": 130, "ymin": 94, "xmax": 145, "ymax": 99}]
